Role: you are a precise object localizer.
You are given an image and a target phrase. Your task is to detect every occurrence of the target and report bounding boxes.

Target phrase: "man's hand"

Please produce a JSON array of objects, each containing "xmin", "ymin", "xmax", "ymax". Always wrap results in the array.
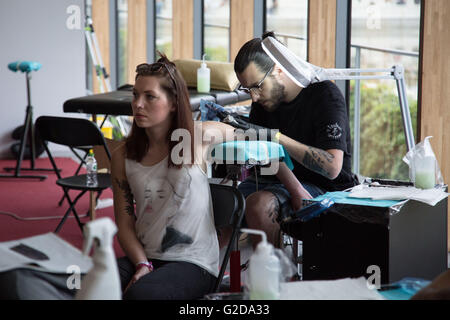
[
  {"xmin": 222, "ymin": 115, "xmax": 277, "ymax": 141},
  {"xmin": 289, "ymin": 185, "xmax": 313, "ymax": 212}
]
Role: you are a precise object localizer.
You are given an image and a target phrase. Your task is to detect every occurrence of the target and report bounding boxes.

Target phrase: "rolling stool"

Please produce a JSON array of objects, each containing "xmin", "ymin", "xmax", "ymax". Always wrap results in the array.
[{"xmin": 1, "ymin": 61, "xmax": 54, "ymax": 180}]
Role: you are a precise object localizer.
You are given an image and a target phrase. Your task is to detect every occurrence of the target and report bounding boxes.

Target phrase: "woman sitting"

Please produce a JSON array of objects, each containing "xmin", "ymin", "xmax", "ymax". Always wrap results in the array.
[{"xmin": 112, "ymin": 54, "xmax": 309, "ymax": 300}]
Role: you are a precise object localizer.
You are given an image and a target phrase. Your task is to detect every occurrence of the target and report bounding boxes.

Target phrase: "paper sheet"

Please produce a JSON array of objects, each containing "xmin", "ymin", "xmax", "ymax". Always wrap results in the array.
[
  {"xmin": 349, "ymin": 185, "xmax": 448, "ymax": 206},
  {"xmin": 0, "ymin": 233, "xmax": 92, "ymax": 274},
  {"xmin": 280, "ymin": 277, "xmax": 385, "ymax": 300}
]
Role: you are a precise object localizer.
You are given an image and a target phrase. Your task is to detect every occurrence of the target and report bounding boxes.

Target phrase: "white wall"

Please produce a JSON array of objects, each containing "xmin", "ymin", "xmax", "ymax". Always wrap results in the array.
[{"xmin": 0, "ymin": 0, "xmax": 86, "ymax": 158}]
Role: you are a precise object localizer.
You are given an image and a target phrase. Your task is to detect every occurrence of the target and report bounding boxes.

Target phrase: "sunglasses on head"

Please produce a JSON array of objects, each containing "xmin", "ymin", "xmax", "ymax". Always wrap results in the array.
[{"xmin": 136, "ymin": 62, "xmax": 177, "ymax": 85}]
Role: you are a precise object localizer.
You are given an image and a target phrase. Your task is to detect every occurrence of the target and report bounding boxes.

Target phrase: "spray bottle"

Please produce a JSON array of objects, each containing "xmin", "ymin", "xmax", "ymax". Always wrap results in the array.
[
  {"xmin": 75, "ymin": 217, "xmax": 122, "ymax": 300},
  {"xmin": 197, "ymin": 54, "xmax": 210, "ymax": 93},
  {"xmin": 241, "ymin": 228, "xmax": 281, "ymax": 300}
]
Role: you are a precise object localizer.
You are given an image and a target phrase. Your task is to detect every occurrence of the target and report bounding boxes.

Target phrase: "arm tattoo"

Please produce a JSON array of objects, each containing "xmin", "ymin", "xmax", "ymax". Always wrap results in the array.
[
  {"xmin": 301, "ymin": 147, "xmax": 334, "ymax": 178},
  {"xmin": 115, "ymin": 178, "xmax": 135, "ymax": 216},
  {"xmin": 314, "ymin": 148, "xmax": 335, "ymax": 164}
]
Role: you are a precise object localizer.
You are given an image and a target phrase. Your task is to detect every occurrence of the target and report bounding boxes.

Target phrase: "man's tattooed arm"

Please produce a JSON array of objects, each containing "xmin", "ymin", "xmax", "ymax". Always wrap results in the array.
[
  {"xmin": 115, "ymin": 178, "xmax": 135, "ymax": 216},
  {"xmin": 301, "ymin": 146, "xmax": 336, "ymax": 179}
]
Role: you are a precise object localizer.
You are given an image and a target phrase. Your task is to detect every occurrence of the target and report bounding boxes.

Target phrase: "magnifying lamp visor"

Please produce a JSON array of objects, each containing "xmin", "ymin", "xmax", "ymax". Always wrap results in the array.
[{"xmin": 261, "ymin": 37, "xmax": 323, "ymax": 88}]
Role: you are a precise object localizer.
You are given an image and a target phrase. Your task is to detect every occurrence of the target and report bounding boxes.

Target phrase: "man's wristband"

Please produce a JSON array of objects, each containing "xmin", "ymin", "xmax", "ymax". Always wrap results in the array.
[{"xmin": 136, "ymin": 261, "xmax": 154, "ymax": 272}]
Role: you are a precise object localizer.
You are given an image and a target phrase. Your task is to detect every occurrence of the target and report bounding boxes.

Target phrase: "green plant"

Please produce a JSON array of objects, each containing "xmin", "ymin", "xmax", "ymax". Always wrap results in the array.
[
  {"xmin": 204, "ymin": 46, "xmax": 228, "ymax": 62},
  {"xmin": 349, "ymin": 82, "xmax": 418, "ymax": 180}
]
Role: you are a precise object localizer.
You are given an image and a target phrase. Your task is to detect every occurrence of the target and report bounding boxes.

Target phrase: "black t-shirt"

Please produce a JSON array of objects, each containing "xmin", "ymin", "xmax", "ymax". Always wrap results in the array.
[{"xmin": 249, "ymin": 80, "xmax": 356, "ymax": 192}]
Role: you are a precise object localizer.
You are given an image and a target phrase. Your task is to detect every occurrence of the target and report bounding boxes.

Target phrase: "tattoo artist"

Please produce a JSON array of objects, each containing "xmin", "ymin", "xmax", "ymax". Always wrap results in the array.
[{"xmin": 233, "ymin": 31, "xmax": 358, "ymax": 248}]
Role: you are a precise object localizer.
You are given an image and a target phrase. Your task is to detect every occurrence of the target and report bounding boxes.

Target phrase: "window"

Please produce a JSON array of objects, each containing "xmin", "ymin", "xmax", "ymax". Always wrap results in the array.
[
  {"xmin": 265, "ymin": 0, "xmax": 308, "ymax": 60},
  {"xmin": 85, "ymin": 0, "xmax": 93, "ymax": 92},
  {"xmin": 350, "ymin": 0, "xmax": 421, "ymax": 180},
  {"xmin": 116, "ymin": 0, "xmax": 128, "ymax": 87},
  {"xmin": 155, "ymin": 0, "xmax": 173, "ymax": 59},
  {"xmin": 203, "ymin": 0, "xmax": 230, "ymax": 62}
]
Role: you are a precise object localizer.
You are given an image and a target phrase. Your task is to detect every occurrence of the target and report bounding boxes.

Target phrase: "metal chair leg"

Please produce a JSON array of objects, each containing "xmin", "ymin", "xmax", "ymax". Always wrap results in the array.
[
  {"xmin": 55, "ymin": 189, "xmax": 86, "ymax": 233},
  {"xmin": 57, "ymin": 149, "xmax": 89, "ymax": 206}
]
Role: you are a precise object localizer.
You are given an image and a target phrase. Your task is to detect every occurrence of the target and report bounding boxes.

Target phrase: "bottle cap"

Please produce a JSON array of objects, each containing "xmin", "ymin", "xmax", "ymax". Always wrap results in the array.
[
  {"xmin": 241, "ymin": 228, "xmax": 272, "ymax": 255},
  {"xmin": 201, "ymin": 54, "xmax": 207, "ymax": 69},
  {"xmin": 256, "ymin": 240, "xmax": 273, "ymax": 256}
]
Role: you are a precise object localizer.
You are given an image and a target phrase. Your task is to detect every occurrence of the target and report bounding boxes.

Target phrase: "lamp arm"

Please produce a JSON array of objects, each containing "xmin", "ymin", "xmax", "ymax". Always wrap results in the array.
[
  {"xmin": 320, "ymin": 65, "xmax": 415, "ymax": 152},
  {"xmin": 262, "ymin": 36, "xmax": 416, "ymax": 152}
]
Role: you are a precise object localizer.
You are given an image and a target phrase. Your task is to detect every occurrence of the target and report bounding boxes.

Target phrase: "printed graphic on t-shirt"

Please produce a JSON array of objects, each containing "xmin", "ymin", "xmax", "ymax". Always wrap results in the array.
[
  {"xmin": 141, "ymin": 168, "xmax": 194, "ymax": 252},
  {"xmin": 326, "ymin": 122, "xmax": 343, "ymax": 140},
  {"xmin": 161, "ymin": 226, "xmax": 194, "ymax": 252},
  {"xmin": 143, "ymin": 178, "xmax": 173, "ymax": 216}
]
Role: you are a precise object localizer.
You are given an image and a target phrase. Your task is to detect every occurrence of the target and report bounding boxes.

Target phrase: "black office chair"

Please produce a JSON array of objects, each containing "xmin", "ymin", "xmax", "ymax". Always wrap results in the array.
[
  {"xmin": 35, "ymin": 116, "xmax": 112, "ymax": 233},
  {"xmin": 209, "ymin": 183, "xmax": 246, "ymax": 293}
]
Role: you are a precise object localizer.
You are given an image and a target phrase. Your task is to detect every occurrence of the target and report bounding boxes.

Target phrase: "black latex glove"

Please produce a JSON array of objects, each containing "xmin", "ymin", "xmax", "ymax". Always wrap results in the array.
[{"xmin": 222, "ymin": 114, "xmax": 275, "ymax": 141}]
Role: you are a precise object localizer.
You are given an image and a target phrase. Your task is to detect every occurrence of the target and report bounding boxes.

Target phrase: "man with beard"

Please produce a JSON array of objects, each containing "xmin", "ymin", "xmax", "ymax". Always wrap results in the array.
[{"xmin": 233, "ymin": 32, "xmax": 357, "ymax": 247}]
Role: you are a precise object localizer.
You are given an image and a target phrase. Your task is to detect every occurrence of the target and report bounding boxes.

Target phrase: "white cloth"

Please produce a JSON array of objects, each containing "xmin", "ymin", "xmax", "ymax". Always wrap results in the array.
[{"xmin": 125, "ymin": 157, "xmax": 219, "ymax": 277}]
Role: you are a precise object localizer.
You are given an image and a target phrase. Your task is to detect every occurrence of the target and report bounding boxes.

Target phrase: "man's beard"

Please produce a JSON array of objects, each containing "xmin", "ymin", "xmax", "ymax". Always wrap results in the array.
[{"xmin": 260, "ymin": 81, "xmax": 285, "ymax": 112}]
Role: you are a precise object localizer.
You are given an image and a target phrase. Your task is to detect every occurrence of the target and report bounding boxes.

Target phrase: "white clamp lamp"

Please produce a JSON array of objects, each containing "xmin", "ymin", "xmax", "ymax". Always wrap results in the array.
[{"xmin": 261, "ymin": 37, "xmax": 416, "ymax": 155}]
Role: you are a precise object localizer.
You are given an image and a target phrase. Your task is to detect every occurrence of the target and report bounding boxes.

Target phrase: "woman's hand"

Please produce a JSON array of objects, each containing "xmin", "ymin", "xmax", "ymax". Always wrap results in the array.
[{"xmin": 123, "ymin": 265, "xmax": 152, "ymax": 293}]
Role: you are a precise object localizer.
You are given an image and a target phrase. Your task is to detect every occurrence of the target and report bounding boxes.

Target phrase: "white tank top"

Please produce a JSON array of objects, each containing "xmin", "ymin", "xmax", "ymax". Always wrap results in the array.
[{"xmin": 125, "ymin": 157, "xmax": 219, "ymax": 277}]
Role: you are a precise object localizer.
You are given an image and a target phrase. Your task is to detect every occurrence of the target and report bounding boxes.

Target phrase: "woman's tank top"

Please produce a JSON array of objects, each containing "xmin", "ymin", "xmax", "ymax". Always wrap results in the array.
[{"xmin": 125, "ymin": 157, "xmax": 219, "ymax": 277}]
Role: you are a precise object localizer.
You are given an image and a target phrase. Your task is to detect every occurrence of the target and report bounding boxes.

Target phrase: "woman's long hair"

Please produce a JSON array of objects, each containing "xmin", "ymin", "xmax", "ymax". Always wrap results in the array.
[{"xmin": 125, "ymin": 53, "xmax": 194, "ymax": 168}]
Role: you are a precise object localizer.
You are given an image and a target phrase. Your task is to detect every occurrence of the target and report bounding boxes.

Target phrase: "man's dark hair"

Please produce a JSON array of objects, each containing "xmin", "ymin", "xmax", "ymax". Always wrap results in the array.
[{"xmin": 234, "ymin": 31, "xmax": 276, "ymax": 75}]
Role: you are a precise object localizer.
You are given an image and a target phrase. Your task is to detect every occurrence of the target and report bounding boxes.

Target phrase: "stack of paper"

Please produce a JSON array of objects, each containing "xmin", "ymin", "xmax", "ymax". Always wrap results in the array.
[
  {"xmin": 349, "ymin": 186, "xmax": 448, "ymax": 206},
  {"xmin": 280, "ymin": 277, "xmax": 385, "ymax": 300},
  {"xmin": 0, "ymin": 233, "xmax": 92, "ymax": 274}
]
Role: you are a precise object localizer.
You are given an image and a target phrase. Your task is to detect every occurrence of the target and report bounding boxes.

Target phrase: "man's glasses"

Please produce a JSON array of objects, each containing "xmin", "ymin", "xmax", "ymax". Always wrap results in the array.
[{"xmin": 238, "ymin": 65, "xmax": 274, "ymax": 95}]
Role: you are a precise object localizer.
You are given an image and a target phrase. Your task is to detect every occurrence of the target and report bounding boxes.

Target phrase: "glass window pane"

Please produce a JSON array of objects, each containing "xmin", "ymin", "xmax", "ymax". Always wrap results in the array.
[
  {"xmin": 117, "ymin": 0, "xmax": 128, "ymax": 87},
  {"xmin": 265, "ymin": 0, "xmax": 308, "ymax": 60},
  {"xmin": 204, "ymin": 0, "xmax": 230, "ymax": 62},
  {"xmin": 85, "ymin": 0, "xmax": 93, "ymax": 92},
  {"xmin": 156, "ymin": 0, "xmax": 173, "ymax": 59},
  {"xmin": 350, "ymin": 0, "xmax": 421, "ymax": 180}
]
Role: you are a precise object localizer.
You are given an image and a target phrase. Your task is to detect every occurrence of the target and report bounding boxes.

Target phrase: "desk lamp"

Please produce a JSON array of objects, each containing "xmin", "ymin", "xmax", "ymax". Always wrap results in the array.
[{"xmin": 261, "ymin": 37, "xmax": 416, "ymax": 153}]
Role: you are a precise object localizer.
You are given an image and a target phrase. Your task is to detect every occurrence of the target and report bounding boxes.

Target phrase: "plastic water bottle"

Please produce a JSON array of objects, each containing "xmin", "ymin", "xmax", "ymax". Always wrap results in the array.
[
  {"xmin": 86, "ymin": 149, "xmax": 98, "ymax": 187},
  {"xmin": 242, "ymin": 228, "xmax": 281, "ymax": 300}
]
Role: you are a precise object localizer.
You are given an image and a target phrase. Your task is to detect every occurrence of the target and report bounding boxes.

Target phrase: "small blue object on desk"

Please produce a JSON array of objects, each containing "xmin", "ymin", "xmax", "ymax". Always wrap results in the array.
[
  {"xmin": 288, "ymin": 198, "xmax": 335, "ymax": 222},
  {"xmin": 378, "ymin": 278, "xmax": 431, "ymax": 300}
]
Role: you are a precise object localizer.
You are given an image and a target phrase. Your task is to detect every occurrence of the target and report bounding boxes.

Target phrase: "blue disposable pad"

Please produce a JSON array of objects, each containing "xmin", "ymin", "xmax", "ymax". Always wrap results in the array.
[
  {"xmin": 311, "ymin": 191, "xmax": 402, "ymax": 208},
  {"xmin": 210, "ymin": 140, "xmax": 294, "ymax": 170}
]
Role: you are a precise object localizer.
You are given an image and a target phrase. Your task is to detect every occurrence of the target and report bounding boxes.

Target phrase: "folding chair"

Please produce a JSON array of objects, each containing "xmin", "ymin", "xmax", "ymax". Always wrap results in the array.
[
  {"xmin": 35, "ymin": 116, "xmax": 112, "ymax": 233},
  {"xmin": 209, "ymin": 183, "xmax": 246, "ymax": 293}
]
